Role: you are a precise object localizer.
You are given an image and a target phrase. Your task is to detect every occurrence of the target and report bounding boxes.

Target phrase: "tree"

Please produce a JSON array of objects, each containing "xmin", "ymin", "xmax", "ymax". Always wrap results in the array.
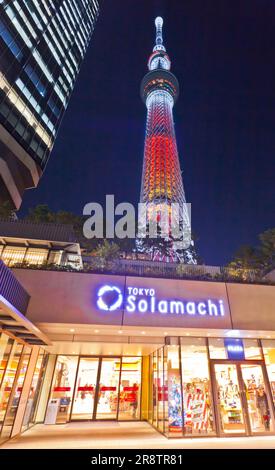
[
  {"xmin": 258, "ymin": 228, "xmax": 275, "ymax": 271},
  {"xmin": 226, "ymin": 245, "xmax": 262, "ymax": 280},
  {"xmin": 0, "ymin": 200, "xmax": 15, "ymax": 219},
  {"xmin": 26, "ymin": 204, "xmax": 54, "ymax": 223},
  {"xmin": 90, "ymin": 240, "xmax": 120, "ymax": 270}
]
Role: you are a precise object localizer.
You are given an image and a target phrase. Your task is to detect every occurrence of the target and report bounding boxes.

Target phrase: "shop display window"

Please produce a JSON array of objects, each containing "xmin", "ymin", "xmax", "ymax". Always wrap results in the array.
[
  {"xmin": 0, "ymin": 334, "xmax": 14, "ymax": 387},
  {"xmin": 118, "ymin": 357, "xmax": 142, "ymax": 421},
  {"xmin": 152, "ymin": 352, "xmax": 158, "ymax": 428},
  {"xmin": 157, "ymin": 349, "xmax": 164, "ymax": 432},
  {"xmin": 48, "ymin": 355, "xmax": 78, "ymax": 423},
  {"xmin": 1, "ymin": 345, "xmax": 31, "ymax": 441},
  {"xmin": 148, "ymin": 355, "xmax": 153, "ymax": 424},
  {"xmin": 0, "ymin": 341, "xmax": 23, "ymax": 440},
  {"xmin": 240, "ymin": 363, "xmax": 274, "ymax": 433},
  {"xmin": 180, "ymin": 338, "xmax": 215, "ymax": 436},
  {"xmin": 262, "ymin": 340, "xmax": 275, "ymax": 407},
  {"xmin": 166, "ymin": 345, "xmax": 183, "ymax": 437}
]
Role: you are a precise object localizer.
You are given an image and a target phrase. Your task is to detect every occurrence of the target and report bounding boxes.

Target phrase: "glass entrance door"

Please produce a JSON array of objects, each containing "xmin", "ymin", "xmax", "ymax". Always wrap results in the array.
[
  {"xmin": 95, "ymin": 357, "xmax": 121, "ymax": 420},
  {"xmin": 71, "ymin": 357, "xmax": 99, "ymax": 420},
  {"xmin": 240, "ymin": 363, "xmax": 274, "ymax": 434},
  {"xmin": 213, "ymin": 363, "xmax": 246, "ymax": 434},
  {"xmin": 212, "ymin": 361, "xmax": 275, "ymax": 436}
]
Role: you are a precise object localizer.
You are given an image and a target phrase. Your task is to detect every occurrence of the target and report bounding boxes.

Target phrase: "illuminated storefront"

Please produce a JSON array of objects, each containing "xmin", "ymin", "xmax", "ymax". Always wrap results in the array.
[{"xmin": 1, "ymin": 264, "xmax": 275, "ymax": 442}]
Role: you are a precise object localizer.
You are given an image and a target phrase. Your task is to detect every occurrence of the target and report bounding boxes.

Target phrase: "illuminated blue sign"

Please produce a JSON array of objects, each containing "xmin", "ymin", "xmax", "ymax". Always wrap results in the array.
[
  {"xmin": 96, "ymin": 284, "xmax": 225, "ymax": 318},
  {"xmin": 97, "ymin": 285, "xmax": 123, "ymax": 311},
  {"xmin": 224, "ymin": 338, "xmax": 245, "ymax": 360}
]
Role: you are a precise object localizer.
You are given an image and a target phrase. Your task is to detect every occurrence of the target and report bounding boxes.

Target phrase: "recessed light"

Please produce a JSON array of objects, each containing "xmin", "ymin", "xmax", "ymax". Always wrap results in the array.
[
  {"xmin": 118, "ymin": 330, "xmax": 123, "ymax": 334},
  {"xmin": 141, "ymin": 331, "xmax": 146, "ymax": 335},
  {"xmin": 94, "ymin": 329, "xmax": 100, "ymax": 333},
  {"xmin": 70, "ymin": 329, "xmax": 75, "ymax": 333},
  {"xmin": 186, "ymin": 333, "xmax": 190, "ymax": 336},
  {"xmin": 207, "ymin": 333, "xmax": 210, "ymax": 337},
  {"xmin": 164, "ymin": 332, "xmax": 168, "ymax": 336},
  {"xmin": 267, "ymin": 336, "xmax": 271, "ymax": 339}
]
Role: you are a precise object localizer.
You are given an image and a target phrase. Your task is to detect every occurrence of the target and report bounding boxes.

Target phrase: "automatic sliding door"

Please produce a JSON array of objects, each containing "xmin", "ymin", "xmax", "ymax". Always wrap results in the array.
[
  {"xmin": 96, "ymin": 357, "xmax": 121, "ymax": 419},
  {"xmin": 71, "ymin": 358, "xmax": 99, "ymax": 420}
]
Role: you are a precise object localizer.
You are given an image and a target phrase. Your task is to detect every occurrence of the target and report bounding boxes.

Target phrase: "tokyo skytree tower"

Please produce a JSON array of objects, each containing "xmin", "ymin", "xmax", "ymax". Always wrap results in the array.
[{"xmin": 138, "ymin": 17, "xmax": 196, "ymax": 263}]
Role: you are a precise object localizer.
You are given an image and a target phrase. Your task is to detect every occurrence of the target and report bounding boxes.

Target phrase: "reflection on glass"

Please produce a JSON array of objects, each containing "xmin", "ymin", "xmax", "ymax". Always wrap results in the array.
[
  {"xmin": 241, "ymin": 363, "xmax": 274, "ymax": 433},
  {"xmin": 96, "ymin": 358, "xmax": 120, "ymax": 419},
  {"xmin": 118, "ymin": 357, "xmax": 142, "ymax": 420},
  {"xmin": 214, "ymin": 364, "xmax": 245, "ymax": 434},
  {"xmin": 180, "ymin": 338, "xmax": 215, "ymax": 435},
  {"xmin": 49, "ymin": 355, "xmax": 78, "ymax": 423},
  {"xmin": 71, "ymin": 357, "xmax": 99, "ymax": 420},
  {"xmin": 1, "ymin": 346, "xmax": 31, "ymax": 441}
]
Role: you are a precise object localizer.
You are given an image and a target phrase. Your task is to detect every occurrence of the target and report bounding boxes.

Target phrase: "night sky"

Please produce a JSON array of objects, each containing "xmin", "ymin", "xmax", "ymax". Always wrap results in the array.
[{"xmin": 19, "ymin": 0, "xmax": 275, "ymax": 266}]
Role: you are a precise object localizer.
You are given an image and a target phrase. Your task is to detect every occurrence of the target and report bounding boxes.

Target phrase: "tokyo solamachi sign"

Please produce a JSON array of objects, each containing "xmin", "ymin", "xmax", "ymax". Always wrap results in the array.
[{"xmin": 97, "ymin": 285, "xmax": 225, "ymax": 318}]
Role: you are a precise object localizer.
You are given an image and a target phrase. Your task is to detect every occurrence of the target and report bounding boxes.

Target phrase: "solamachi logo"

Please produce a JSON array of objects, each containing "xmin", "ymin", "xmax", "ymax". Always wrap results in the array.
[
  {"xmin": 96, "ymin": 285, "xmax": 123, "ymax": 311},
  {"xmin": 96, "ymin": 284, "xmax": 225, "ymax": 318}
]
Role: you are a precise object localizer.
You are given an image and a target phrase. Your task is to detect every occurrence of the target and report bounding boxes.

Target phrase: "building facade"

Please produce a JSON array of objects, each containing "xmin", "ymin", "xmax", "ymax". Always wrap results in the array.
[
  {"xmin": 1, "ymin": 253, "xmax": 275, "ymax": 443},
  {"xmin": 0, "ymin": 0, "xmax": 100, "ymax": 209},
  {"xmin": 138, "ymin": 17, "xmax": 195, "ymax": 263}
]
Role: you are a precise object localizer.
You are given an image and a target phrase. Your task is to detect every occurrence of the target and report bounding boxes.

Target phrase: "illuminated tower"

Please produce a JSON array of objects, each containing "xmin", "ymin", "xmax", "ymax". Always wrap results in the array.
[{"xmin": 138, "ymin": 17, "xmax": 196, "ymax": 263}]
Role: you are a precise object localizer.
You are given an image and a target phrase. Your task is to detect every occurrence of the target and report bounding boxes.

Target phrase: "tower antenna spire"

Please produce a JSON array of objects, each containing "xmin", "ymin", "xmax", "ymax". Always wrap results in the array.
[{"xmin": 154, "ymin": 16, "xmax": 166, "ymax": 51}]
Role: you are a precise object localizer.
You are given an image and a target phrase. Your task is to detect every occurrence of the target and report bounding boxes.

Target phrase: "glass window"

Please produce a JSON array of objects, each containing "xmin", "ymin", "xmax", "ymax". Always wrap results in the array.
[
  {"xmin": 1, "ymin": 246, "xmax": 26, "ymax": 266},
  {"xmin": 71, "ymin": 357, "xmax": 99, "ymax": 420},
  {"xmin": 208, "ymin": 338, "xmax": 227, "ymax": 359},
  {"xmin": 214, "ymin": 363, "xmax": 246, "ymax": 434},
  {"xmin": 0, "ymin": 342, "xmax": 23, "ymax": 439},
  {"xmin": 24, "ymin": 248, "xmax": 48, "ymax": 265},
  {"xmin": 180, "ymin": 338, "xmax": 215, "ymax": 435},
  {"xmin": 157, "ymin": 349, "xmax": 164, "ymax": 432},
  {"xmin": 118, "ymin": 357, "xmax": 142, "ymax": 421},
  {"xmin": 22, "ymin": 352, "xmax": 48, "ymax": 432},
  {"xmin": 0, "ymin": 334, "xmax": 14, "ymax": 387},
  {"xmin": 96, "ymin": 357, "xmax": 120, "ymax": 419},
  {"xmin": 1, "ymin": 346, "xmax": 31, "ymax": 441},
  {"xmin": 165, "ymin": 345, "xmax": 183, "ymax": 437},
  {"xmin": 243, "ymin": 339, "xmax": 262, "ymax": 360},
  {"xmin": 152, "ymin": 351, "xmax": 157, "ymax": 428},
  {"xmin": 48, "ymin": 355, "xmax": 78, "ymax": 424},
  {"xmin": 262, "ymin": 340, "xmax": 275, "ymax": 406}
]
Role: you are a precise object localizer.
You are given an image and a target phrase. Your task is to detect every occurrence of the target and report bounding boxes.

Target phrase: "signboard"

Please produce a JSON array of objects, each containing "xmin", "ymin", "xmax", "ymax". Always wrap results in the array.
[
  {"xmin": 95, "ymin": 276, "xmax": 231, "ymax": 329},
  {"xmin": 224, "ymin": 338, "xmax": 245, "ymax": 360}
]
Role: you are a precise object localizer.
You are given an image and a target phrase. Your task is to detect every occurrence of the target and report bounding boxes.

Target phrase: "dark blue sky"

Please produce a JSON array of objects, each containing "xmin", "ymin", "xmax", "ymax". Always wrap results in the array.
[{"xmin": 20, "ymin": 0, "xmax": 275, "ymax": 265}]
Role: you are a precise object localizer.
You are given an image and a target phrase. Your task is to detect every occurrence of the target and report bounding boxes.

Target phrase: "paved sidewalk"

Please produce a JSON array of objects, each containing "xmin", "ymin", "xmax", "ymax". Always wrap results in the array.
[{"xmin": 2, "ymin": 422, "xmax": 275, "ymax": 449}]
